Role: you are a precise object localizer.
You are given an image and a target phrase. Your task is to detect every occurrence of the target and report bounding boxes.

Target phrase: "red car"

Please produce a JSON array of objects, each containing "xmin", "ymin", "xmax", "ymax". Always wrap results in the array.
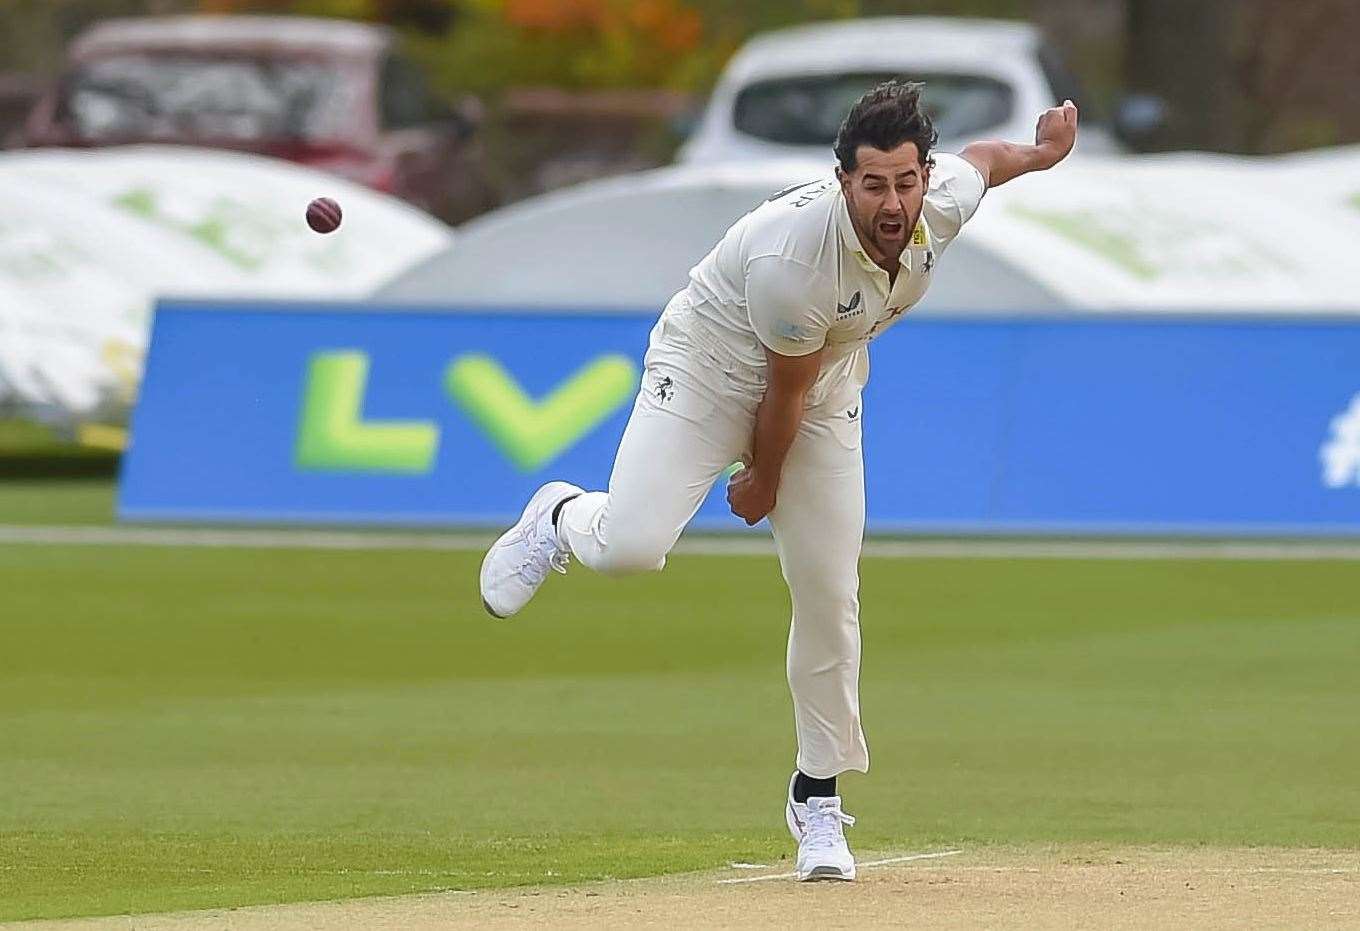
[{"xmin": 21, "ymin": 15, "xmax": 497, "ymax": 223}]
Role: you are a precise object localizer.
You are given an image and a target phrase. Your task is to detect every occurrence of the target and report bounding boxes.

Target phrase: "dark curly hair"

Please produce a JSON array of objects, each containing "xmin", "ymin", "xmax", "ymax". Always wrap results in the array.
[{"xmin": 834, "ymin": 80, "xmax": 938, "ymax": 172}]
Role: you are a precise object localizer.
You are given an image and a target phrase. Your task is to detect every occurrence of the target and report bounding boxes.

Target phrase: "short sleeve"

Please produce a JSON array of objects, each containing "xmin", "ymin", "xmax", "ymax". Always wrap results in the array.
[
  {"xmin": 745, "ymin": 255, "xmax": 832, "ymax": 357},
  {"xmin": 924, "ymin": 152, "xmax": 987, "ymax": 248}
]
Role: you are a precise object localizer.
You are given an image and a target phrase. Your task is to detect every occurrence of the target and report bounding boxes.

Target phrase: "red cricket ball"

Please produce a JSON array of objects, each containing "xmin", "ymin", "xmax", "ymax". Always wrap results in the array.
[{"xmin": 306, "ymin": 197, "xmax": 342, "ymax": 234}]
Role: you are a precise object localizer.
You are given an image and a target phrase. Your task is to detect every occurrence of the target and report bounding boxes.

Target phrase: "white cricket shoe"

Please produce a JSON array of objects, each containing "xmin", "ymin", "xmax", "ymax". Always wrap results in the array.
[
  {"xmin": 785, "ymin": 771, "xmax": 808, "ymax": 842},
  {"xmin": 480, "ymin": 481, "xmax": 583, "ymax": 618},
  {"xmin": 796, "ymin": 796, "xmax": 856, "ymax": 882}
]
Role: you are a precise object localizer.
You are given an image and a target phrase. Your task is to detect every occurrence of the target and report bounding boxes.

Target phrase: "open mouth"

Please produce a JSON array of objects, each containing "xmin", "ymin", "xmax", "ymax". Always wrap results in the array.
[{"xmin": 878, "ymin": 220, "xmax": 905, "ymax": 238}]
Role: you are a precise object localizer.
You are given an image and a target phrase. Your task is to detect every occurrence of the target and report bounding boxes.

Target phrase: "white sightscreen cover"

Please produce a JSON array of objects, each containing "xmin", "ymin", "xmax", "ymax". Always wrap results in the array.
[
  {"xmin": 0, "ymin": 146, "xmax": 452, "ymax": 425},
  {"xmin": 381, "ymin": 147, "xmax": 1360, "ymax": 314}
]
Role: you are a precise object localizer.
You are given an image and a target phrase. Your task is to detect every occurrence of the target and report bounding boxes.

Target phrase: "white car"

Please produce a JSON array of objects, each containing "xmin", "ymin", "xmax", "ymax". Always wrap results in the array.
[{"xmin": 677, "ymin": 16, "xmax": 1124, "ymax": 165}]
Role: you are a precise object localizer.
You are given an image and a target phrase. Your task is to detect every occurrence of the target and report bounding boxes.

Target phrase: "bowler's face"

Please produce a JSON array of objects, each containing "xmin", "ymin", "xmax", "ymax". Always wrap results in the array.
[{"xmin": 838, "ymin": 142, "xmax": 930, "ymax": 265}]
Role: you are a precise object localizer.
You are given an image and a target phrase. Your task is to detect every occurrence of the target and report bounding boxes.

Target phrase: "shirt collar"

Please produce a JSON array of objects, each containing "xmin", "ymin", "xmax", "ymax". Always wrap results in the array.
[{"xmin": 835, "ymin": 189, "xmax": 927, "ymax": 274}]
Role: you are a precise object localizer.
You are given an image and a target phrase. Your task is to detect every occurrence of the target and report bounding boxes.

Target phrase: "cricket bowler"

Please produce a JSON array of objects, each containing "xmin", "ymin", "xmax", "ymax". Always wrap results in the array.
[{"xmin": 480, "ymin": 81, "xmax": 1078, "ymax": 881}]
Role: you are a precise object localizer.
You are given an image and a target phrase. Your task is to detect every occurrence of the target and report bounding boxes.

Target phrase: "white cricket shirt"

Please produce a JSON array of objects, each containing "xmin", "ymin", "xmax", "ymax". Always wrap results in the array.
[{"xmin": 663, "ymin": 153, "xmax": 986, "ymax": 402}]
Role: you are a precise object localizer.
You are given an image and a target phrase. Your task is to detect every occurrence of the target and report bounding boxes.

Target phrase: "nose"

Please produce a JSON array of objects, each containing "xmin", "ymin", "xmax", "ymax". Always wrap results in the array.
[{"xmin": 882, "ymin": 188, "xmax": 904, "ymax": 216}]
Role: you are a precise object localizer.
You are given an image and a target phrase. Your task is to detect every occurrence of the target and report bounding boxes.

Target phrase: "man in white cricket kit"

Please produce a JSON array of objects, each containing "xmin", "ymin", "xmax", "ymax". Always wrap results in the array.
[{"xmin": 481, "ymin": 82, "xmax": 1077, "ymax": 881}]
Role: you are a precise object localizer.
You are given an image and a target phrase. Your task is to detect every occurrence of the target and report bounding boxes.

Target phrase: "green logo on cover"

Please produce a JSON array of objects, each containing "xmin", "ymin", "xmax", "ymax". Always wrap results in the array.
[
  {"xmin": 445, "ymin": 353, "xmax": 637, "ymax": 472},
  {"xmin": 294, "ymin": 350, "xmax": 638, "ymax": 474},
  {"xmin": 295, "ymin": 352, "xmax": 439, "ymax": 474}
]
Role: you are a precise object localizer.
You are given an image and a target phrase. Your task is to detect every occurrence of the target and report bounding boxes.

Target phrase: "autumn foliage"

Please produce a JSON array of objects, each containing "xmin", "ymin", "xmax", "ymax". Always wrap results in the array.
[{"xmin": 189, "ymin": 0, "xmax": 783, "ymax": 92}]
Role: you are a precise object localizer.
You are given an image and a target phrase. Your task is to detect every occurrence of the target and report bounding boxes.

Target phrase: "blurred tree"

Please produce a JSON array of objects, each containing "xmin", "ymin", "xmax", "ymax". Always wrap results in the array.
[
  {"xmin": 412, "ymin": 0, "xmax": 716, "ymax": 93},
  {"xmin": 63, "ymin": 0, "xmax": 1109, "ymax": 105},
  {"xmin": 1125, "ymin": 0, "xmax": 1234, "ymax": 150},
  {"xmin": 199, "ymin": 0, "xmax": 376, "ymax": 16},
  {"xmin": 1127, "ymin": 0, "xmax": 1360, "ymax": 153},
  {"xmin": 1229, "ymin": 0, "xmax": 1360, "ymax": 153},
  {"xmin": 0, "ymin": 0, "xmax": 196, "ymax": 75},
  {"xmin": 6, "ymin": 0, "xmax": 1359, "ymax": 156},
  {"xmin": 370, "ymin": 0, "xmax": 459, "ymax": 34}
]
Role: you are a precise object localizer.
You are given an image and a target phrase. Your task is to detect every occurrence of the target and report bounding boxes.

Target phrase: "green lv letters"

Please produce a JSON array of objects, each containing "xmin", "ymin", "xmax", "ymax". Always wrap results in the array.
[
  {"xmin": 294, "ymin": 350, "xmax": 638, "ymax": 475},
  {"xmin": 445, "ymin": 353, "xmax": 638, "ymax": 472},
  {"xmin": 295, "ymin": 352, "xmax": 439, "ymax": 474}
]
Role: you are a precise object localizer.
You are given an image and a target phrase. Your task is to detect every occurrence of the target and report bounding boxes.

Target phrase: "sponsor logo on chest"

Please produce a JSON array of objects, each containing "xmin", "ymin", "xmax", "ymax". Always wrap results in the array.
[{"xmin": 837, "ymin": 290, "xmax": 864, "ymax": 319}]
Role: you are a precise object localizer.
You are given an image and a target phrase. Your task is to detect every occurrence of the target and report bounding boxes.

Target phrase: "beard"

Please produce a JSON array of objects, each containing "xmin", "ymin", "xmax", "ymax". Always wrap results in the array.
[{"xmin": 840, "ymin": 179, "xmax": 922, "ymax": 264}]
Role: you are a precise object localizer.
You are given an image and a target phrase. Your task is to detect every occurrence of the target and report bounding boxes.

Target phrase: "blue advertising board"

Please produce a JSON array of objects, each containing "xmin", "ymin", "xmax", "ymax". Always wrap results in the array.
[{"xmin": 119, "ymin": 301, "xmax": 1360, "ymax": 535}]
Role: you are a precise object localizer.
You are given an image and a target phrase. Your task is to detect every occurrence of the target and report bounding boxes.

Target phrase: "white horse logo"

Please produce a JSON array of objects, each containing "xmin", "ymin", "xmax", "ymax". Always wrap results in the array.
[{"xmin": 1321, "ymin": 393, "xmax": 1360, "ymax": 488}]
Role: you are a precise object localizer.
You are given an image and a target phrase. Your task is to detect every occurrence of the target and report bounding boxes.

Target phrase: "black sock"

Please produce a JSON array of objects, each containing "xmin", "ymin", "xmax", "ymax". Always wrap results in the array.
[
  {"xmin": 551, "ymin": 494, "xmax": 581, "ymax": 530},
  {"xmin": 793, "ymin": 771, "xmax": 837, "ymax": 803}
]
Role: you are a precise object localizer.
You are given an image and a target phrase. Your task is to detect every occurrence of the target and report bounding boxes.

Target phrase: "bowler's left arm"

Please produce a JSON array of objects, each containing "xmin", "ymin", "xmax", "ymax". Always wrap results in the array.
[{"xmin": 960, "ymin": 100, "xmax": 1079, "ymax": 189}]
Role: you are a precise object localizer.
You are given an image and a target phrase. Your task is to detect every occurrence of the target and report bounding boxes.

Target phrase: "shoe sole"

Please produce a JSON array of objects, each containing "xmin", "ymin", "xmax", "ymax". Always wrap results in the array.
[
  {"xmin": 479, "ymin": 481, "xmax": 581, "ymax": 619},
  {"xmin": 797, "ymin": 865, "xmax": 855, "ymax": 882}
]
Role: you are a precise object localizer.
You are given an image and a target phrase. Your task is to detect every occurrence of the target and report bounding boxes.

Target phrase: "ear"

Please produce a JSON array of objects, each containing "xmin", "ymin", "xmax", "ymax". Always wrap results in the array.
[
  {"xmin": 835, "ymin": 165, "xmax": 850, "ymax": 194},
  {"xmin": 921, "ymin": 157, "xmax": 933, "ymax": 188}
]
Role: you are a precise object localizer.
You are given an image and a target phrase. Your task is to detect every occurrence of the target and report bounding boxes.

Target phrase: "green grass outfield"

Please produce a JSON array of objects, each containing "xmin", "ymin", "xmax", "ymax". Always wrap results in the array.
[
  {"xmin": 0, "ymin": 419, "xmax": 118, "ymax": 526},
  {"xmin": 1, "ymin": 541, "xmax": 1358, "ymax": 921}
]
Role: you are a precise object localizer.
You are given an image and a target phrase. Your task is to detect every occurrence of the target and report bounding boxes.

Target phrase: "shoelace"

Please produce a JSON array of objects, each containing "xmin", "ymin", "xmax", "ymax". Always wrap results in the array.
[
  {"xmin": 516, "ymin": 526, "xmax": 570, "ymax": 586},
  {"xmin": 803, "ymin": 804, "xmax": 855, "ymax": 850}
]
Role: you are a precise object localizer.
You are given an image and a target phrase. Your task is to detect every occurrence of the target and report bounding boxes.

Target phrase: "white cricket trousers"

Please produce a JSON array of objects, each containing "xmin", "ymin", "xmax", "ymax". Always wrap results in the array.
[{"xmin": 557, "ymin": 313, "xmax": 870, "ymax": 779}]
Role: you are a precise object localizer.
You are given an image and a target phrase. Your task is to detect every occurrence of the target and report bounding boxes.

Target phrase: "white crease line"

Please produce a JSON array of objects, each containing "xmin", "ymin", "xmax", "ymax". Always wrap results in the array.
[
  {"xmin": 3, "ymin": 525, "xmax": 1360, "ymax": 560},
  {"xmin": 857, "ymin": 851, "xmax": 964, "ymax": 869},
  {"xmin": 717, "ymin": 849, "xmax": 962, "ymax": 884}
]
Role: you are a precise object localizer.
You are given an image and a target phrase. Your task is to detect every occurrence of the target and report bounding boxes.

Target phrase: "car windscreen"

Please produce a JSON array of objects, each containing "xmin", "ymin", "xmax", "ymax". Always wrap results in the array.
[
  {"xmin": 733, "ymin": 73, "xmax": 1014, "ymax": 145},
  {"xmin": 57, "ymin": 54, "xmax": 363, "ymax": 142}
]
